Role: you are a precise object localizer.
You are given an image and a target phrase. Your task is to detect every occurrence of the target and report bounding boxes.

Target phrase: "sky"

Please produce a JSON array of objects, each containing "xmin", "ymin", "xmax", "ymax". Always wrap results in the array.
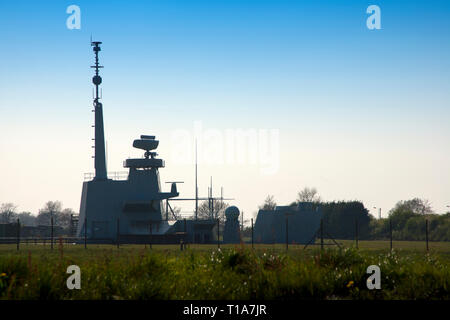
[{"xmin": 0, "ymin": 0, "xmax": 449, "ymax": 223}]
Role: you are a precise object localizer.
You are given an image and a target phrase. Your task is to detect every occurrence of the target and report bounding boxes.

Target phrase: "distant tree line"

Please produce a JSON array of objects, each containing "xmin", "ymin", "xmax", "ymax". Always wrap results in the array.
[
  {"xmin": 0, "ymin": 201, "xmax": 76, "ymax": 233},
  {"xmin": 255, "ymin": 188, "xmax": 450, "ymax": 241},
  {"xmin": 369, "ymin": 199, "xmax": 450, "ymax": 241}
]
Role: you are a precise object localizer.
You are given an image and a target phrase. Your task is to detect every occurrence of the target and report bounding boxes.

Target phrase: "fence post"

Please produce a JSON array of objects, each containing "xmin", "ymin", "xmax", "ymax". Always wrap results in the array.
[
  {"xmin": 116, "ymin": 218, "xmax": 120, "ymax": 249},
  {"xmin": 426, "ymin": 219, "xmax": 429, "ymax": 252},
  {"xmin": 149, "ymin": 222, "xmax": 152, "ymax": 249},
  {"xmin": 70, "ymin": 214, "xmax": 73, "ymax": 236},
  {"xmin": 285, "ymin": 216, "xmax": 289, "ymax": 251},
  {"xmin": 389, "ymin": 219, "xmax": 393, "ymax": 251},
  {"xmin": 355, "ymin": 218, "xmax": 359, "ymax": 249},
  {"xmin": 217, "ymin": 219, "xmax": 220, "ymax": 249},
  {"xmin": 17, "ymin": 218, "xmax": 20, "ymax": 251},
  {"xmin": 84, "ymin": 217, "xmax": 87, "ymax": 249},
  {"xmin": 251, "ymin": 218, "xmax": 254, "ymax": 249},
  {"xmin": 51, "ymin": 216, "xmax": 54, "ymax": 250},
  {"xmin": 320, "ymin": 219, "xmax": 324, "ymax": 251},
  {"xmin": 184, "ymin": 218, "xmax": 187, "ymax": 250}
]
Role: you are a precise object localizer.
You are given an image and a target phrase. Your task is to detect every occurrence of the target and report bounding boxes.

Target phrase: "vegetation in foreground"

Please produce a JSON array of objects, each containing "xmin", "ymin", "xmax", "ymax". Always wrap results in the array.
[{"xmin": 0, "ymin": 244, "xmax": 449, "ymax": 300}]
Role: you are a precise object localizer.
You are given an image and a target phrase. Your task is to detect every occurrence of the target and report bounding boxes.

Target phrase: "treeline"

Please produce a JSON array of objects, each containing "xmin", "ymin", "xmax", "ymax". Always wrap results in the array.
[
  {"xmin": 0, "ymin": 201, "xmax": 76, "ymax": 232},
  {"xmin": 368, "ymin": 200, "xmax": 450, "ymax": 241},
  {"xmin": 321, "ymin": 201, "xmax": 450, "ymax": 241},
  {"xmin": 257, "ymin": 188, "xmax": 450, "ymax": 241}
]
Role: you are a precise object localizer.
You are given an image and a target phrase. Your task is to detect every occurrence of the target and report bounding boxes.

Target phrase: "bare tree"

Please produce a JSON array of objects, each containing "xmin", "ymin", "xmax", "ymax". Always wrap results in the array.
[
  {"xmin": 0, "ymin": 203, "xmax": 17, "ymax": 223},
  {"xmin": 37, "ymin": 201, "xmax": 63, "ymax": 226},
  {"xmin": 259, "ymin": 195, "xmax": 277, "ymax": 211},
  {"xmin": 297, "ymin": 187, "xmax": 321, "ymax": 203},
  {"xmin": 161, "ymin": 202, "xmax": 182, "ymax": 220},
  {"xmin": 197, "ymin": 200, "xmax": 229, "ymax": 224},
  {"xmin": 58, "ymin": 208, "xmax": 76, "ymax": 229}
]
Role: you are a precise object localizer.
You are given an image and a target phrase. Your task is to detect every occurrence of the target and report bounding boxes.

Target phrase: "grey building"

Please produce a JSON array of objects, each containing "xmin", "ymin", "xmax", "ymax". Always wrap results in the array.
[{"xmin": 254, "ymin": 202, "xmax": 322, "ymax": 244}]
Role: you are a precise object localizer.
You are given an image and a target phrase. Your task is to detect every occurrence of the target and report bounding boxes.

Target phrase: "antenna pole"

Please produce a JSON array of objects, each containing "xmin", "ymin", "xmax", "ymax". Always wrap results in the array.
[
  {"xmin": 195, "ymin": 139, "xmax": 198, "ymax": 220},
  {"xmin": 91, "ymin": 40, "xmax": 107, "ymax": 180}
]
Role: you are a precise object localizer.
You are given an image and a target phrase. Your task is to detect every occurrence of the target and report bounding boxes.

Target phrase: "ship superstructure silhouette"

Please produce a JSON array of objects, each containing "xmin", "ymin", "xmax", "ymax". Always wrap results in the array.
[
  {"xmin": 76, "ymin": 41, "xmax": 216, "ymax": 243},
  {"xmin": 76, "ymin": 41, "xmax": 321, "ymax": 245}
]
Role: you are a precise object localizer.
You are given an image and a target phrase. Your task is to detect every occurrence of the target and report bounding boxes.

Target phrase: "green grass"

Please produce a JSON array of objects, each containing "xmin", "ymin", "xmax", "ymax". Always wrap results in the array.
[{"xmin": 0, "ymin": 241, "xmax": 449, "ymax": 300}]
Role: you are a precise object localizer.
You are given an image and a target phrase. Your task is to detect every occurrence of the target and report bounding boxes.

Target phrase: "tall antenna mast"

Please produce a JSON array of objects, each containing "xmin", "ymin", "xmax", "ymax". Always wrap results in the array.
[
  {"xmin": 91, "ymin": 40, "xmax": 107, "ymax": 180},
  {"xmin": 195, "ymin": 139, "xmax": 198, "ymax": 220}
]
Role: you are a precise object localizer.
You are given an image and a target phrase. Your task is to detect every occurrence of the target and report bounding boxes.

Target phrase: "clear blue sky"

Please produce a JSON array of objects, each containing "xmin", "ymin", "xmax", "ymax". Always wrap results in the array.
[{"xmin": 1, "ymin": 0, "xmax": 449, "ymax": 220}]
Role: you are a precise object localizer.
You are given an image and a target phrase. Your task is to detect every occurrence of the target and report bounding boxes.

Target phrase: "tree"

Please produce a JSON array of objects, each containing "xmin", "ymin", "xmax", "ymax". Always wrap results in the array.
[
  {"xmin": 16, "ymin": 212, "xmax": 37, "ymax": 226},
  {"xmin": 387, "ymin": 198, "xmax": 433, "ymax": 233},
  {"xmin": 197, "ymin": 200, "xmax": 229, "ymax": 224},
  {"xmin": 37, "ymin": 201, "xmax": 63, "ymax": 226},
  {"xmin": 161, "ymin": 203, "xmax": 182, "ymax": 220},
  {"xmin": 322, "ymin": 201, "xmax": 371, "ymax": 239},
  {"xmin": 259, "ymin": 195, "xmax": 276, "ymax": 211},
  {"xmin": 37, "ymin": 202, "xmax": 79, "ymax": 231},
  {"xmin": 0, "ymin": 203, "xmax": 17, "ymax": 223},
  {"xmin": 297, "ymin": 187, "xmax": 321, "ymax": 203},
  {"xmin": 391, "ymin": 198, "xmax": 433, "ymax": 215},
  {"xmin": 366, "ymin": 198, "xmax": 439, "ymax": 240},
  {"xmin": 58, "ymin": 208, "xmax": 76, "ymax": 230}
]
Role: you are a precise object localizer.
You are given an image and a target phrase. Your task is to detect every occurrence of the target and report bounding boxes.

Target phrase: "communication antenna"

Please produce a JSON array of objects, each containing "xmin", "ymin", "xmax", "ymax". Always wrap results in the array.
[
  {"xmin": 91, "ymin": 40, "xmax": 104, "ymax": 101},
  {"xmin": 195, "ymin": 139, "xmax": 198, "ymax": 220}
]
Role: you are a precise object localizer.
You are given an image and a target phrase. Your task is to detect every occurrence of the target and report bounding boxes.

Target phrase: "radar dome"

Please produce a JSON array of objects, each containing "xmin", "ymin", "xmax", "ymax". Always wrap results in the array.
[
  {"xmin": 92, "ymin": 75, "xmax": 102, "ymax": 85},
  {"xmin": 225, "ymin": 206, "xmax": 240, "ymax": 219}
]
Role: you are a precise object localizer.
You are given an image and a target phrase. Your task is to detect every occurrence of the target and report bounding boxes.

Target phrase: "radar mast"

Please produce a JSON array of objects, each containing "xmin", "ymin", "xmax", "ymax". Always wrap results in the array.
[{"xmin": 91, "ymin": 41, "xmax": 107, "ymax": 180}]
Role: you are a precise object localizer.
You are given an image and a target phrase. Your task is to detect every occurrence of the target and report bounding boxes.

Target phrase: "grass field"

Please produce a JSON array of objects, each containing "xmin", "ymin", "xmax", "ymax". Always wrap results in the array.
[{"xmin": 0, "ymin": 240, "xmax": 449, "ymax": 300}]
